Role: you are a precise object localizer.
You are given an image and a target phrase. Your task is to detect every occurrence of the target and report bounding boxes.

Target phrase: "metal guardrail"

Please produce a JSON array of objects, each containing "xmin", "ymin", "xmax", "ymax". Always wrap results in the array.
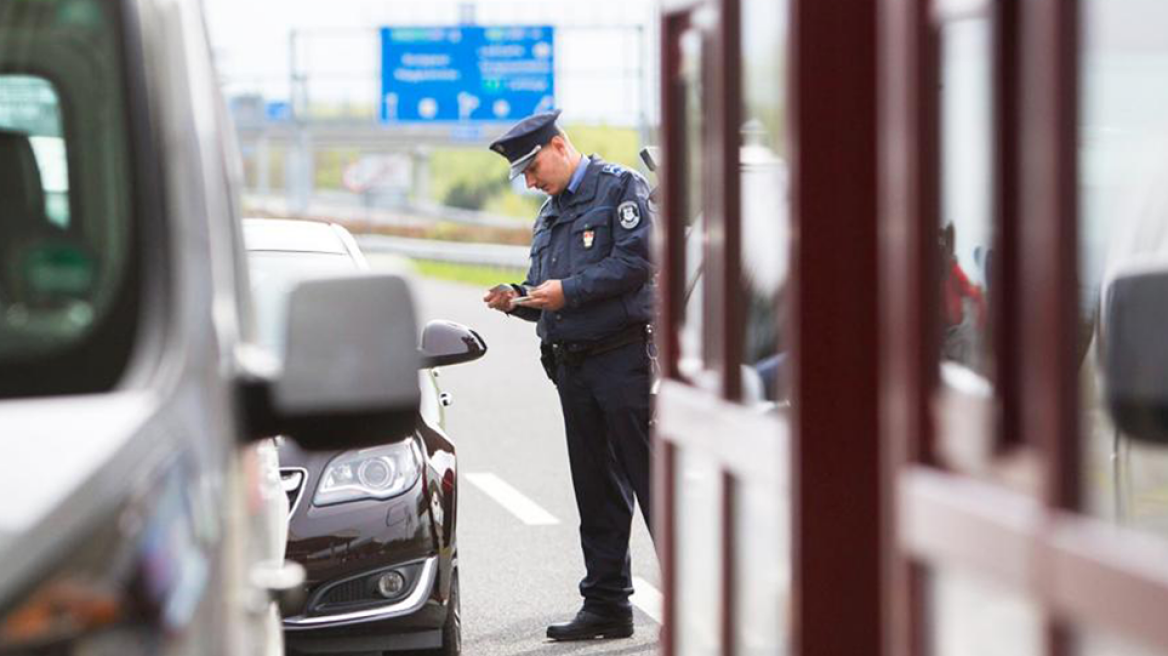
[
  {"xmin": 406, "ymin": 200, "xmax": 527, "ymax": 230},
  {"xmin": 243, "ymin": 191, "xmax": 528, "ymax": 230},
  {"xmin": 356, "ymin": 234, "xmax": 530, "ymax": 269}
]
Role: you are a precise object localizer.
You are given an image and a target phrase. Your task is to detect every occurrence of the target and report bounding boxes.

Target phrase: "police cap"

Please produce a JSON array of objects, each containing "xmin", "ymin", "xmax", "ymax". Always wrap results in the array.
[{"xmin": 488, "ymin": 109, "xmax": 563, "ymax": 180}]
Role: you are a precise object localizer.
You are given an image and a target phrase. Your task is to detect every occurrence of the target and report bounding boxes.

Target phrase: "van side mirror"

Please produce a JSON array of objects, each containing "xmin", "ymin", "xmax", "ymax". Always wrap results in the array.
[
  {"xmin": 420, "ymin": 320, "xmax": 487, "ymax": 368},
  {"xmin": 240, "ymin": 274, "xmax": 421, "ymax": 450},
  {"xmin": 1102, "ymin": 265, "xmax": 1168, "ymax": 445}
]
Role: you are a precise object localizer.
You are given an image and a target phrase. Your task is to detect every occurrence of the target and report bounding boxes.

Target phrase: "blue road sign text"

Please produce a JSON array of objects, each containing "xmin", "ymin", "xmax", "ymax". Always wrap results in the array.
[{"xmin": 380, "ymin": 26, "xmax": 555, "ymax": 123}]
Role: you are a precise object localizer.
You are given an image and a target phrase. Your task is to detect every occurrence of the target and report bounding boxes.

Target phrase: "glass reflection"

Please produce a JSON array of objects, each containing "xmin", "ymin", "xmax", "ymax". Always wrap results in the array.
[
  {"xmin": 1080, "ymin": 0, "xmax": 1168, "ymax": 537},
  {"xmin": 938, "ymin": 18, "xmax": 994, "ymax": 380},
  {"xmin": 677, "ymin": 24, "xmax": 710, "ymax": 384},
  {"xmin": 930, "ymin": 567, "xmax": 1041, "ymax": 656},
  {"xmin": 0, "ymin": 75, "xmax": 97, "ymax": 356},
  {"xmin": 675, "ymin": 450, "xmax": 722, "ymax": 656},
  {"xmin": 734, "ymin": 472, "xmax": 789, "ymax": 654},
  {"xmin": 673, "ymin": 1, "xmax": 790, "ymax": 410},
  {"xmin": 739, "ymin": 0, "xmax": 789, "ymax": 408}
]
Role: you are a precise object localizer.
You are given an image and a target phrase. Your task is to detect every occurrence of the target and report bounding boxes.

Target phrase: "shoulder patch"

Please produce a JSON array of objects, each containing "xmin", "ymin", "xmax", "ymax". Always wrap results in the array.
[
  {"xmin": 601, "ymin": 163, "xmax": 625, "ymax": 176},
  {"xmin": 617, "ymin": 201, "xmax": 642, "ymax": 230}
]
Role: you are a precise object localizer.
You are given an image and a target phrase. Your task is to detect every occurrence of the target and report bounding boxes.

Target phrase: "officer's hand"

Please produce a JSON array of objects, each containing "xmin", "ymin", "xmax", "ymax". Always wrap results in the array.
[
  {"xmin": 528, "ymin": 280, "xmax": 566, "ymax": 311},
  {"xmin": 483, "ymin": 284, "xmax": 517, "ymax": 312}
]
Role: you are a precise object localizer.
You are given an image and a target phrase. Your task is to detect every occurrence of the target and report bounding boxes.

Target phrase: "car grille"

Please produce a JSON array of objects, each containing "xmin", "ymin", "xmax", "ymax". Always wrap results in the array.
[
  {"xmin": 319, "ymin": 578, "xmax": 370, "ymax": 605},
  {"xmin": 280, "ymin": 468, "xmax": 306, "ymax": 517}
]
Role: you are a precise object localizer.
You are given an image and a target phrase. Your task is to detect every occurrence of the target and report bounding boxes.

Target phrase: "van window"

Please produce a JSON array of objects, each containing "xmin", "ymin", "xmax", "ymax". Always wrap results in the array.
[
  {"xmin": 0, "ymin": 77, "xmax": 70, "ymax": 228},
  {"xmin": 0, "ymin": 0, "xmax": 139, "ymax": 397}
]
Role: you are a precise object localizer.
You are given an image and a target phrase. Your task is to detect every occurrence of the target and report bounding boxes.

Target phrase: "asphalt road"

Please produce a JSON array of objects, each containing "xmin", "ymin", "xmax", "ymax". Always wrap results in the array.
[{"xmin": 371, "ymin": 257, "xmax": 661, "ymax": 656}]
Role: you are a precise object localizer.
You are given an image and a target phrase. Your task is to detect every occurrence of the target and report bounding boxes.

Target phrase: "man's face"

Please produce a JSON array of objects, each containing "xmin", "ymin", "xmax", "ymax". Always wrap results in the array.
[{"xmin": 523, "ymin": 137, "xmax": 573, "ymax": 195}]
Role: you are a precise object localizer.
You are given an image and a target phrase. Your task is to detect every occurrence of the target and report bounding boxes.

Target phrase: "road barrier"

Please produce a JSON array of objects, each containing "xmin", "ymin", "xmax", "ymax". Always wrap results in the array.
[
  {"xmin": 357, "ymin": 234, "xmax": 530, "ymax": 269},
  {"xmin": 243, "ymin": 191, "xmax": 526, "ymax": 230}
]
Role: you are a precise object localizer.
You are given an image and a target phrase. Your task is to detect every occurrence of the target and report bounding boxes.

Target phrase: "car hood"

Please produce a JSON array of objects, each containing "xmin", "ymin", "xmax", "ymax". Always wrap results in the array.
[{"xmin": 276, "ymin": 439, "xmax": 339, "ymax": 474}]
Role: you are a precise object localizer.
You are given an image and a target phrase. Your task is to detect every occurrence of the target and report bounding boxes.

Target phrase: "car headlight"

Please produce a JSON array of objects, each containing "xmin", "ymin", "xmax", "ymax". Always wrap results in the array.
[{"xmin": 314, "ymin": 441, "xmax": 421, "ymax": 506}]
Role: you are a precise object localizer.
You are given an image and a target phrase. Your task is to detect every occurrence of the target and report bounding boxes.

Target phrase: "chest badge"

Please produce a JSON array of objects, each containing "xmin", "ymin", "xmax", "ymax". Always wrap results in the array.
[
  {"xmin": 618, "ymin": 201, "xmax": 641, "ymax": 230},
  {"xmin": 582, "ymin": 229, "xmax": 595, "ymax": 249}
]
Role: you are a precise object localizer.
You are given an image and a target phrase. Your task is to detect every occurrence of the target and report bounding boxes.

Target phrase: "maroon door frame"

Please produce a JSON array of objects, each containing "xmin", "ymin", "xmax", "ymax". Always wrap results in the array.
[
  {"xmin": 656, "ymin": 0, "xmax": 882, "ymax": 654},
  {"xmin": 788, "ymin": 0, "xmax": 881, "ymax": 654},
  {"xmin": 655, "ymin": 0, "xmax": 1168, "ymax": 651},
  {"xmin": 656, "ymin": 2, "xmax": 748, "ymax": 653},
  {"xmin": 882, "ymin": 0, "xmax": 1168, "ymax": 654},
  {"xmin": 879, "ymin": 0, "xmax": 934, "ymax": 647}
]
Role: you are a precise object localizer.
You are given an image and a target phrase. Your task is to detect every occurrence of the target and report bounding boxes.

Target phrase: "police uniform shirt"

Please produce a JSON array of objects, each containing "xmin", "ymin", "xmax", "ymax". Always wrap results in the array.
[{"xmin": 511, "ymin": 156, "xmax": 656, "ymax": 344}]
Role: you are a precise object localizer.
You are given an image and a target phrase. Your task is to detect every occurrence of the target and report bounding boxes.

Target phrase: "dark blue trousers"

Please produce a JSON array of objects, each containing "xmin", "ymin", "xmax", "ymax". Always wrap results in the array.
[{"xmin": 553, "ymin": 340, "xmax": 653, "ymax": 616}]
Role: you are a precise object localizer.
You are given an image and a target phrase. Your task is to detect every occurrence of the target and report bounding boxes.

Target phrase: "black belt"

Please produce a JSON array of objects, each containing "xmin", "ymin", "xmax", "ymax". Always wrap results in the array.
[{"xmin": 550, "ymin": 323, "xmax": 650, "ymax": 368}]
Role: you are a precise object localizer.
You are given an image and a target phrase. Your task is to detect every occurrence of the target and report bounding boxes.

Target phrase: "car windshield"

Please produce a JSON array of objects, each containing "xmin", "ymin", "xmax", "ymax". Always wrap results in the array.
[{"xmin": 248, "ymin": 251, "xmax": 358, "ymax": 354}]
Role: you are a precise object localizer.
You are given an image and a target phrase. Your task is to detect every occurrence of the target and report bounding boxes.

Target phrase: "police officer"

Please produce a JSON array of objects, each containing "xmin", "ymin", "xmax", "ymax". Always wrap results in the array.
[{"xmin": 482, "ymin": 110, "xmax": 655, "ymax": 641}]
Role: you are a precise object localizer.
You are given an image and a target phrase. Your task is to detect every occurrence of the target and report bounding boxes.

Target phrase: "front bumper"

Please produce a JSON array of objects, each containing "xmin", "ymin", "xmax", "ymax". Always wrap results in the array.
[
  {"xmin": 283, "ymin": 556, "xmax": 437, "ymax": 629},
  {"xmin": 283, "ymin": 556, "xmax": 447, "ymax": 653},
  {"xmin": 281, "ymin": 467, "xmax": 454, "ymax": 652}
]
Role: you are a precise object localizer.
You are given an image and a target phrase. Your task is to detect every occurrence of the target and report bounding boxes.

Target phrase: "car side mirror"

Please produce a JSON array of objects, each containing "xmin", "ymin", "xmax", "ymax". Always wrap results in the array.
[
  {"xmin": 1102, "ymin": 265, "xmax": 1168, "ymax": 445},
  {"xmin": 639, "ymin": 146, "xmax": 660, "ymax": 172},
  {"xmin": 240, "ymin": 274, "xmax": 421, "ymax": 450},
  {"xmin": 420, "ymin": 320, "xmax": 487, "ymax": 368}
]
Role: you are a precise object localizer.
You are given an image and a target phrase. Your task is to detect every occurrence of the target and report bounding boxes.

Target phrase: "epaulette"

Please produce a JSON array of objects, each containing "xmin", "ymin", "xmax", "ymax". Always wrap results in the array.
[{"xmin": 601, "ymin": 164, "xmax": 649, "ymax": 188}]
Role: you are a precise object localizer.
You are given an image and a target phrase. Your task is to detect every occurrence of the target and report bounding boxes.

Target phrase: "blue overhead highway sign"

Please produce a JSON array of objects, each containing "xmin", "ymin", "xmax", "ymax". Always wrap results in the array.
[
  {"xmin": 380, "ymin": 26, "xmax": 555, "ymax": 123},
  {"xmin": 265, "ymin": 101, "xmax": 291, "ymax": 122}
]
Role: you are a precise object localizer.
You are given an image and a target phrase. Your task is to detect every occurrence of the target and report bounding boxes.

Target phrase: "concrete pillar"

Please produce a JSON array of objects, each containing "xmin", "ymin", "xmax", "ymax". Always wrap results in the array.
[
  {"xmin": 287, "ymin": 128, "xmax": 313, "ymax": 216},
  {"xmin": 256, "ymin": 135, "xmax": 270, "ymax": 196},
  {"xmin": 412, "ymin": 147, "xmax": 431, "ymax": 206}
]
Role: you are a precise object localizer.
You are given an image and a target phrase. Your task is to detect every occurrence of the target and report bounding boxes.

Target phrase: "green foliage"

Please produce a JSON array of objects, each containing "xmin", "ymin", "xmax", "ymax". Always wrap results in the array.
[
  {"xmin": 243, "ymin": 144, "xmax": 286, "ymax": 190},
  {"xmin": 430, "ymin": 149, "xmax": 510, "ymax": 207},
  {"xmin": 315, "ymin": 148, "xmax": 361, "ymax": 190},
  {"xmin": 426, "ymin": 124, "xmax": 644, "ymax": 219},
  {"xmin": 482, "ymin": 191, "xmax": 543, "ymax": 221},
  {"xmin": 427, "ymin": 222, "xmax": 475, "ymax": 242},
  {"xmin": 563, "ymin": 124, "xmax": 643, "ymax": 171},
  {"xmin": 443, "ymin": 176, "xmax": 507, "ymax": 210},
  {"xmin": 242, "ymin": 125, "xmax": 648, "ymax": 212},
  {"xmin": 410, "ymin": 259, "xmax": 526, "ymax": 288}
]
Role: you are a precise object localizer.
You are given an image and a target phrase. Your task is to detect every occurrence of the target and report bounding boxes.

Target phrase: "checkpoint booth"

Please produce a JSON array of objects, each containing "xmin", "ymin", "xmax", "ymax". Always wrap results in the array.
[{"xmin": 652, "ymin": 0, "xmax": 1168, "ymax": 654}]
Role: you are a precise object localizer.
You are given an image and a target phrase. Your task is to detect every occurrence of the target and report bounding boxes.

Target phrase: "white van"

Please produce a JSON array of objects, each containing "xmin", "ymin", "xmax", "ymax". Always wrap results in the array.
[{"xmin": 0, "ymin": 0, "xmax": 421, "ymax": 653}]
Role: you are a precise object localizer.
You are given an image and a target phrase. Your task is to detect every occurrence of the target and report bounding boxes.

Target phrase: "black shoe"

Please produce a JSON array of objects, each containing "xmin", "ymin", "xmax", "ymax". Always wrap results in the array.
[{"xmin": 546, "ymin": 609, "xmax": 634, "ymax": 641}]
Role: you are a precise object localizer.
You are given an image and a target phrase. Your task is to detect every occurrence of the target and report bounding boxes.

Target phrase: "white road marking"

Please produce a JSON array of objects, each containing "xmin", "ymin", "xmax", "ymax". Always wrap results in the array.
[
  {"xmin": 466, "ymin": 473, "xmax": 560, "ymax": 526},
  {"xmin": 631, "ymin": 577, "xmax": 663, "ymax": 624}
]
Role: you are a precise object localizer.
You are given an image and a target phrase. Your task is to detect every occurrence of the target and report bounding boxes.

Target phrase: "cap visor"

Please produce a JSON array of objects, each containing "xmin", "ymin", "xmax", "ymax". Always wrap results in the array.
[{"xmin": 507, "ymin": 145, "xmax": 542, "ymax": 180}]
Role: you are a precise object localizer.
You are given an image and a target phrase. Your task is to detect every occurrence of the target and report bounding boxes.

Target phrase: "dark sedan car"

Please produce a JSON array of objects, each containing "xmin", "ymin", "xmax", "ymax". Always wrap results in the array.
[{"xmin": 244, "ymin": 219, "xmax": 485, "ymax": 655}]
